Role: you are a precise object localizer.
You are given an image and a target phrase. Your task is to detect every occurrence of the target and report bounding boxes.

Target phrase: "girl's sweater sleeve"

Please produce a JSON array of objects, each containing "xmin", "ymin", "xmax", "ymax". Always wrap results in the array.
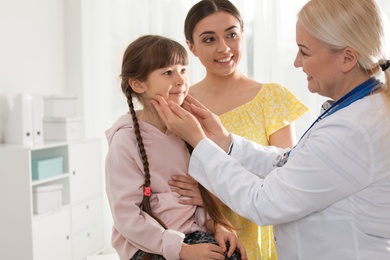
[{"xmin": 105, "ymin": 129, "xmax": 184, "ymax": 259}]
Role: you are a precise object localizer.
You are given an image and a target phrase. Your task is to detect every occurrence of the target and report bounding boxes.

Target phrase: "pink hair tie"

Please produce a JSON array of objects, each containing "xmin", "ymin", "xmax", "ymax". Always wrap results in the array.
[{"xmin": 144, "ymin": 186, "xmax": 151, "ymax": 196}]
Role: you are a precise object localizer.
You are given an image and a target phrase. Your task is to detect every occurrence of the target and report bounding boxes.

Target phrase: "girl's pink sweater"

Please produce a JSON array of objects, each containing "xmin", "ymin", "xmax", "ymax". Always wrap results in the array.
[{"xmin": 105, "ymin": 113, "xmax": 207, "ymax": 260}]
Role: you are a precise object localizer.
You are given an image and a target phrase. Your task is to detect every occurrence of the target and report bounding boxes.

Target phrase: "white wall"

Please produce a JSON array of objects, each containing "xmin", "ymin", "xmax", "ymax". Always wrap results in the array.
[
  {"xmin": 0, "ymin": 0, "xmax": 66, "ymax": 142},
  {"xmin": 0, "ymin": 0, "xmax": 115, "ymax": 252}
]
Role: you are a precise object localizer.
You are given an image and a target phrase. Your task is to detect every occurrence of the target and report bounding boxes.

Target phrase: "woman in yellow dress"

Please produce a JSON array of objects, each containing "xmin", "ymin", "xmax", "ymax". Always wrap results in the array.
[{"xmin": 169, "ymin": 1, "xmax": 309, "ymax": 259}]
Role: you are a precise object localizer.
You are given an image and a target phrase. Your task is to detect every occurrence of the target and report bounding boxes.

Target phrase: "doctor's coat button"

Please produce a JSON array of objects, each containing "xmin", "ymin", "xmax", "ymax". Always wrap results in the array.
[{"xmin": 274, "ymin": 236, "xmax": 277, "ymax": 241}]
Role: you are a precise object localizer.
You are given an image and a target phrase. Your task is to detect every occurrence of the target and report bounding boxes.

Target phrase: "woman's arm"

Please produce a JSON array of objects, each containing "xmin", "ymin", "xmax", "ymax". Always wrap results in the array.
[{"xmin": 269, "ymin": 123, "xmax": 296, "ymax": 148}]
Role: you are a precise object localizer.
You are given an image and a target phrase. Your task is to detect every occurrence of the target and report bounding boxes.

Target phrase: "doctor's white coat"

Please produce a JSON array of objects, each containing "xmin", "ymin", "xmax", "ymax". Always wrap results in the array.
[{"xmin": 189, "ymin": 93, "xmax": 390, "ymax": 259}]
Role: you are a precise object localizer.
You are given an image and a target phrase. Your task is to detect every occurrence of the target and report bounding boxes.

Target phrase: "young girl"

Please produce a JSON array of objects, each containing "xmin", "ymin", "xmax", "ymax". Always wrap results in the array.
[{"xmin": 105, "ymin": 35, "xmax": 246, "ymax": 260}]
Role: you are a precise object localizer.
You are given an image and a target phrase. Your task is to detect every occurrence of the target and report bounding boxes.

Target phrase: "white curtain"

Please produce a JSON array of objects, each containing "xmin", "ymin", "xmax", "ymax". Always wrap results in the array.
[
  {"xmin": 80, "ymin": 0, "xmax": 390, "ymax": 139},
  {"xmin": 78, "ymin": 0, "xmax": 389, "ymax": 149}
]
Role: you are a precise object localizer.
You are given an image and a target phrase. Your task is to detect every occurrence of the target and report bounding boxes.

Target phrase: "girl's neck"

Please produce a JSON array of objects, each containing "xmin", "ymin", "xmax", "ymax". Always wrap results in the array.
[{"xmin": 137, "ymin": 108, "xmax": 167, "ymax": 133}]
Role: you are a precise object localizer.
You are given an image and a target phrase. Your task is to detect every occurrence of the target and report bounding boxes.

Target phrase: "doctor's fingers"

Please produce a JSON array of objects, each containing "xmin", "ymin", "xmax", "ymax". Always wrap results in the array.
[
  {"xmin": 150, "ymin": 96, "xmax": 170, "ymax": 125},
  {"xmin": 185, "ymin": 94, "xmax": 209, "ymax": 110}
]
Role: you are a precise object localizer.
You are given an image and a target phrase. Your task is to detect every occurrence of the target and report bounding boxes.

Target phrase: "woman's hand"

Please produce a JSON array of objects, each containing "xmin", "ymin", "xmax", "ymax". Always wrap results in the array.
[
  {"xmin": 179, "ymin": 243, "xmax": 226, "ymax": 260},
  {"xmin": 170, "ymin": 174, "xmax": 225, "ymax": 207},
  {"xmin": 214, "ymin": 225, "xmax": 247, "ymax": 260},
  {"xmin": 169, "ymin": 175, "xmax": 204, "ymax": 206}
]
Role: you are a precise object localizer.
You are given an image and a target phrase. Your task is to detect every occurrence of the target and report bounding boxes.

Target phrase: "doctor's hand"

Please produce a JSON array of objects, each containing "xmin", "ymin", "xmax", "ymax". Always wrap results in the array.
[
  {"xmin": 182, "ymin": 95, "xmax": 231, "ymax": 151},
  {"xmin": 151, "ymin": 95, "xmax": 206, "ymax": 148},
  {"xmin": 152, "ymin": 94, "xmax": 232, "ymax": 151},
  {"xmin": 183, "ymin": 95, "xmax": 232, "ymax": 152}
]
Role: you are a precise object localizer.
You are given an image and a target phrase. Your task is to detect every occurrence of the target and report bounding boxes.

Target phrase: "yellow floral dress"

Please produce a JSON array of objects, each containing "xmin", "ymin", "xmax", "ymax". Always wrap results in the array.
[{"xmin": 219, "ymin": 83, "xmax": 309, "ymax": 260}]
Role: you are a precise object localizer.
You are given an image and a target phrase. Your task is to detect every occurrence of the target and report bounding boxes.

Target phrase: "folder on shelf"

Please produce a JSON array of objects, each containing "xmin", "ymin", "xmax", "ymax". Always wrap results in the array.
[
  {"xmin": 32, "ymin": 94, "xmax": 44, "ymax": 144},
  {"xmin": 4, "ymin": 93, "xmax": 45, "ymax": 145},
  {"xmin": 4, "ymin": 94, "xmax": 34, "ymax": 145}
]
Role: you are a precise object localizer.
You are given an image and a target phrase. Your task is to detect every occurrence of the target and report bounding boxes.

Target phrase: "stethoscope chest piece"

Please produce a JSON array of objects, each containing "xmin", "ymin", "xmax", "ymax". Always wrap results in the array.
[{"xmin": 273, "ymin": 151, "xmax": 290, "ymax": 167}]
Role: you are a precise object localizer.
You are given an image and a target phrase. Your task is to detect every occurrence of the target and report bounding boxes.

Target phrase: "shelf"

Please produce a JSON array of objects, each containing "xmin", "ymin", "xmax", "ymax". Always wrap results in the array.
[
  {"xmin": 33, "ymin": 204, "xmax": 71, "ymax": 220},
  {"xmin": 0, "ymin": 138, "xmax": 104, "ymax": 259},
  {"xmin": 31, "ymin": 173, "xmax": 70, "ymax": 186}
]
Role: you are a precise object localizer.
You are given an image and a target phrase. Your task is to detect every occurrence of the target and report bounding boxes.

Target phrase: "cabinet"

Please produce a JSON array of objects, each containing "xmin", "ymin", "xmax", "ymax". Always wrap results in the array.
[{"xmin": 0, "ymin": 139, "xmax": 104, "ymax": 260}]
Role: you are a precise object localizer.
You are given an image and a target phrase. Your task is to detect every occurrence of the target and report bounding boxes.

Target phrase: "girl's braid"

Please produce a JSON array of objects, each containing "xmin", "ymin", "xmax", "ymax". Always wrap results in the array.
[{"xmin": 123, "ymin": 81, "xmax": 167, "ymax": 230}]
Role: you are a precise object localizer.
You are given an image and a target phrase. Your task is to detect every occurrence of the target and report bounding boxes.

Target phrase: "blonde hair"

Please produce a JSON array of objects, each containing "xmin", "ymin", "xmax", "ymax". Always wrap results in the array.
[{"xmin": 298, "ymin": 0, "xmax": 390, "ymax": 96}]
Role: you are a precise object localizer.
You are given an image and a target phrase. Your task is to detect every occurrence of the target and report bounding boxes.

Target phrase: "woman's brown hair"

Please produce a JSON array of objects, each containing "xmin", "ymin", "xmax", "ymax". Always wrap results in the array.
[
  {"xmin": 184, "ymin": 0, "xmax": 244, "ymax": 44},
  {"xmin": 120, "ymin": 35, "xmax": 234, "ymax": 252}
]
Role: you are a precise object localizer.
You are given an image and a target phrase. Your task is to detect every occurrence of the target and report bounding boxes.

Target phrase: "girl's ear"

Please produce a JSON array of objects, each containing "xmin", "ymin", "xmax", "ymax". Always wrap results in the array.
[
  {"xmin": 186, "ymin": 40, "xmax": 197, "ymax": 57},
  {"xmin": 129, "ymin": 79, "xmax": 146, "ymax": 94},
  {"xmin": 341, "ymin": 47, "xmax": 359, "ymax": 73}
]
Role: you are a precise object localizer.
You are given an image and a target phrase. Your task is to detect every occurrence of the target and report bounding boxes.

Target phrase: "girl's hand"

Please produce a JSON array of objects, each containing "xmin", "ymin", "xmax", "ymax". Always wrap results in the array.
[
  {"xmin": 214, "ymin": 225, "xmax": 247, "ymax": 260},
  {"xmin": 169, "ymin": 175, "xmax": 204, "ymax": 207},
  {"xmin": 179, "ymin": 243, "xmax": 226, "ymax": 260}
]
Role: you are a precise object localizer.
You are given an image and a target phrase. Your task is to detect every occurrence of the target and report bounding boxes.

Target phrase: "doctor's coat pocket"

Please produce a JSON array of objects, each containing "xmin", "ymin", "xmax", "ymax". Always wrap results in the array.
[{"xmin": 298, "ymin": 216, "xmax": 356, "ymax": 259}]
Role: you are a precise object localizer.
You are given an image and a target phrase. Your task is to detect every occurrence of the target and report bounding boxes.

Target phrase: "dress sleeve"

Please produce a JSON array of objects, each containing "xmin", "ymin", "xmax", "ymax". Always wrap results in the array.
[
  {"xmin": 262, "ymin": 83, "xmax": 309, "ymax": 137},
  {"xmin": 105, "ymin": 129, "xmax": 184, "ymax": 259}
]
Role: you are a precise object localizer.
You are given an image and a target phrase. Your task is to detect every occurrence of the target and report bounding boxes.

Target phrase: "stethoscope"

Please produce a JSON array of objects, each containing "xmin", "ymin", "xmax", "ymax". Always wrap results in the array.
[{"xmin": 273, "ymin": 77, "xmax": 382, "ymax": 167}]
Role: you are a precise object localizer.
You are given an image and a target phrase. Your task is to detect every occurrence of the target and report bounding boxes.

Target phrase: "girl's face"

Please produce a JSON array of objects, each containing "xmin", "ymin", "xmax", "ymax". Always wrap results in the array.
[
  {"xmin": 187, "ymin": 11, "xmax": 243, "ymax": 76},
  {"xmin": 294, "ymin": 22, "xmax": 345, "ymax": 100},
  {"xmin": 141, "ymin": 64, "xmax": 189, "ymax": 105}
]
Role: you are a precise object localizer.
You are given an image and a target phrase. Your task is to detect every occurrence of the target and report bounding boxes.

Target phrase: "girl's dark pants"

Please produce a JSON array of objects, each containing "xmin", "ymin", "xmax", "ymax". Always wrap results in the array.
[{"xmin": 131, "ymin": 230, "xmax": 242, "ymax": 260}]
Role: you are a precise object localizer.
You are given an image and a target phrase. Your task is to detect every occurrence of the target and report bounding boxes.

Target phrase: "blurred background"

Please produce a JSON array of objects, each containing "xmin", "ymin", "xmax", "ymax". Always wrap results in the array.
[{"xmin": 1, "ymin": 0, "xmax": 389, "ymax": 253}]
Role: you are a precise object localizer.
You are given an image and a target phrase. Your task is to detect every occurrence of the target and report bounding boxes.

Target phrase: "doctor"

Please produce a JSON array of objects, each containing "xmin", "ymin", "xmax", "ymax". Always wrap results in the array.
[{"xmin": 151, "ymin": 0, "xmax": 390, "ymax": 259}]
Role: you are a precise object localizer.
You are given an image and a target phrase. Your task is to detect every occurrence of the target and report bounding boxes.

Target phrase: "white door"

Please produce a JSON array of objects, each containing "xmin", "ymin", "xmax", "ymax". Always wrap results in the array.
[
  {"xmin": 33, "ymin": 209, "xmax": 72, "ymax": 260},
  {"xmin": 68, "ymin": 140, "xmax": 101, "ymax": 203}
]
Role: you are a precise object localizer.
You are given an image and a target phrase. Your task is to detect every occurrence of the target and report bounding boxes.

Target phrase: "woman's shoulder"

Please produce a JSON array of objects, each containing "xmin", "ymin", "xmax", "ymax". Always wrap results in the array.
[
  {"xmin": 253, "ymin": 82, "xmax": 309, "ymax": 121},
  {"xmin": 259, "ymin": 83, "xmax": 288, "ymax": 95},
  {"xmin": 258, "ymin": 83, "xmax": 305, "ymax": 104}
]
